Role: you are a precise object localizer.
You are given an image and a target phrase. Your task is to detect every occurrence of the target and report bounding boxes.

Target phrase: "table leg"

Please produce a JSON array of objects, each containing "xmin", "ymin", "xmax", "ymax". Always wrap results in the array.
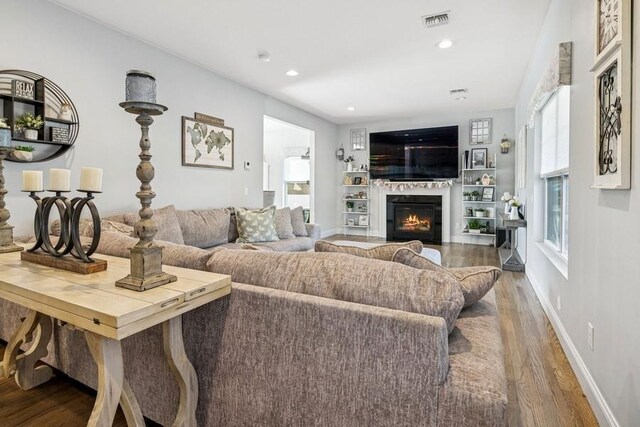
[
  {"xmin": 0, "ymin": 310, "xmax": 53, "ymax": 390},
  {"xmin": 163, "ymin": 316, "xmax": 198, "ymax": 427}
]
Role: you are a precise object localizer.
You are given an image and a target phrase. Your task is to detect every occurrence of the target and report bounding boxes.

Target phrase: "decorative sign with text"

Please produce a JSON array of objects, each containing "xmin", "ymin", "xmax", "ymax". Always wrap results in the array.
[
  {"xmin": 11, "ymin": 80, "xmax": 35, "ymax": 100},
  {"xmin": 50, "ymin": 127, "xmax": 70, "ymax": 144}
]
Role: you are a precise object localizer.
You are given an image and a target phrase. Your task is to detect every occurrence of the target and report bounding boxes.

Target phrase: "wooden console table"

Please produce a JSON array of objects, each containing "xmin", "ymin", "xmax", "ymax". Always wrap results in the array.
[{"xmin": 0, "ymin": 249, "xmax": 231, "ymax": 426}]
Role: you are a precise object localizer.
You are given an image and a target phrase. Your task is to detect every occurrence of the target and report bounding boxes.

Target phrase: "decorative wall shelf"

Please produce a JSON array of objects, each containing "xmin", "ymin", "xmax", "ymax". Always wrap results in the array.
[{"xmin": 0, "ymin": 70, "xmax": 79, "ymax": 163}]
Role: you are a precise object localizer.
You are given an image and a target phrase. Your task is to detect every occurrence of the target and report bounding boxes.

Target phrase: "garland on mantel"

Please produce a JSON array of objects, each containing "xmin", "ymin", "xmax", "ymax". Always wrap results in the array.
[{"xmin": 372, "ymin": 179, "xmax": 454, "ymax": 192}]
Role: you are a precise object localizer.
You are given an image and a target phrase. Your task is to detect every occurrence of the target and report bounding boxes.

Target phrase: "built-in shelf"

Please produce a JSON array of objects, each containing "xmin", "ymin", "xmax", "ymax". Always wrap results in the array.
[
  {"xmin": 342, "ymin": 170, "xmax": 370, "ymax": 235},
  {"xmin": 462, "ymin": 159, "xmax": 498, "ymax": 245}
]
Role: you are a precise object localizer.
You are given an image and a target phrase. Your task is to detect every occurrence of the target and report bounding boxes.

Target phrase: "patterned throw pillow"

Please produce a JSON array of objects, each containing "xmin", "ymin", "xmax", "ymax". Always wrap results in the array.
[
  {"xmin": 392, "ymin": 248, "xmax": 501, "ymax": 308},
  {"xmin": 314, "ymin": 240, "xmax": 423, "ymax": 261},
  {"xmin": 235, "ymin": 206, "xmax": 280, "ymax": 243}
]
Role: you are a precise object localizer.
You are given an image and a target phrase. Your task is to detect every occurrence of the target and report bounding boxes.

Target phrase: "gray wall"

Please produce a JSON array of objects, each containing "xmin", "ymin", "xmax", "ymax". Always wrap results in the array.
[
  {"xmin": 337, "ymin": 108, "xmax": 515, "ymax": 242},
  {"xmin": 515, "ymin": 0, "xmax": 640, "ymax": 425},
  {"xmin": 1, "ymin": 0, "xmax": 337, "ymax": 236}
]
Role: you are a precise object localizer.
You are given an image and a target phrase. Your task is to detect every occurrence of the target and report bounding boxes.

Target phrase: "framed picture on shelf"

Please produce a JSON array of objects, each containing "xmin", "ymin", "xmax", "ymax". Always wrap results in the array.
[
  {"xmin": 358, "ymin": 215, "xmax": 368, "ymax": 226},
  {"xmin": 471, "ymin": 148, "xmax": 488, "ymax": 169},
  {"xmin": 353, "ymin": 177, "xmax": 362, "ymax": 185},
  {"xmin": 182, "ymin": 116, "xmax": 234, "ymax": 169},
  {"xmin": 347, "ymin": 218, "xmax": 355, "ymax": 226},
  {"xmin": 482, "ymin": 187, "xmax": 495, "ymax": 201}
]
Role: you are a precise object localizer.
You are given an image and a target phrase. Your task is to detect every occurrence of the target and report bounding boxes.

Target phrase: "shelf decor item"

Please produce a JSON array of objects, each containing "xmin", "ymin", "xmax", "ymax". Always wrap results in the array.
[
  {"xmin": 500, "ymin": 136, "xmax": 512, "ymax": 154},
  {"xmin": 20, "ymin": 167, "xmax": 107, "ymax": 273},
  {"xmin": 58, "ymin": 103, "xmax": 73, "ymax": 121},
  {"xmin": 508, "ymin": 196, "xmax": 522, "ymax": 220},
  {"xmin": 16, "ymin": 113, "xmax": 44, "ymax": 140},
  {"xmin": 344, "ymin": 155, "xmax": 354, "ymax": 172},
  {"xmin": 471, "ymin": 148, "xmax": 488, "ymax": 169},
  {"xmin": 0, "ymin": 148, "xmax": 23, "ymax": 254},
  {"xmin": 0, "ymin": 119, "xmax": 10, "ymax": 147},
  {"xmin": 469, "ymin": 118, "xmax": 492, "ymax": 145},
  {"xmin": 11, "ymin": 145, "xmax": 34, "ymax": 162},
  {"xmin": 116, "ymin": 71, "xmax": 177, "ymax": 291}
]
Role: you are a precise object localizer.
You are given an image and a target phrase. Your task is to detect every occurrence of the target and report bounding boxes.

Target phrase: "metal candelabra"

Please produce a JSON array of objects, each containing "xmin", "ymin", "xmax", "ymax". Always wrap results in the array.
[
  {"xmin": 0, "ymin": 147, "xmax": 23, "ymax": 254},
  {"xmin": 115, "ymin": 101, "xmax": 177, "ymax": 291},
  {"xmin": 26, "ymin": 190, "xmax": 101, "ymax": 263}
]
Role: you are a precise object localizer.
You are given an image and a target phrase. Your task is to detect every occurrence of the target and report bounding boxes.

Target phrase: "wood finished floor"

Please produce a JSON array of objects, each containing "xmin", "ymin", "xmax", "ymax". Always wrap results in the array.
[{"xmin": 0, "ymin": 238, "xmax": 597, "ymax": 426}]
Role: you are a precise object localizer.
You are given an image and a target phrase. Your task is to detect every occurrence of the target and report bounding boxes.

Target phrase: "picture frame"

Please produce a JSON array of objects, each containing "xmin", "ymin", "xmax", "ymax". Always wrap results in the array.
[
  {"xmin": 469, "ymin": 118, "xmax": 492, "ymax": 145},
  {"xmin": 358, "ymin": 215, "xmax": 368, "ymax": 226},
  {"xmin": 591, "ymin": 48, "xmax": 631, "ymax": 189},
  {"xmin": 482, "ymin": 187, "xmax": 495, "ymax": 202},
  {"xmin": 471, "ymin": 148, "xmax": 488, "ymax": 169},
  {"xmin": 353, "ymin": 177, "xmax": 362, "ymax": 185},
  {"xmin": 182, "ymin": 116, "xmax": 234, "ymax": 169},
  {"xmin": 593, "ymin": 0, "xmax": 631, "ymax": 69},
  {"xmin": 351, "ymin": 128, "xmax": 366, "ymax": 151}
]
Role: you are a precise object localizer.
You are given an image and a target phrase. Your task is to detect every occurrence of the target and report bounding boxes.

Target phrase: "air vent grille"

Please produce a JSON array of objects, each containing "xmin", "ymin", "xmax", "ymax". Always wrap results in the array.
[
  {"xmin": 422, "ymin": 11, "xmax": 450, "ymax": 28},
  {"xmin": 449, "ymin": 88, "xmax": 468, "ymax": 95}
]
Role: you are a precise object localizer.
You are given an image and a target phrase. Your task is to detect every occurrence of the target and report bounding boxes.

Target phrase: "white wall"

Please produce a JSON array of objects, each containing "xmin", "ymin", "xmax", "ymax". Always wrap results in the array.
[
  {"xmin": 515, "ymin": 0, "xmax": 640, "ymax": 425},
  {"xmin": 1, "ymin": 0, "xmax": 338, "ymax": 236},
  {"xmin": 337, "ymin": 109, "xmax": 515, "ymax": 242}
]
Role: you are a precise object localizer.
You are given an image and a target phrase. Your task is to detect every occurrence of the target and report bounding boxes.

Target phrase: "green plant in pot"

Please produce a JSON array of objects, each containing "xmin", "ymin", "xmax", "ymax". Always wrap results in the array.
[
  {"xmin": 471, "ymin": 190, "xmax": 481, "ymax": 201},
  {"xmin": 15, "ymin": 113, "xmax": 44, "ymax": 141},
  {"xmin": 463, "ymin": 191, "xmax": 471, "ymax": 201},
  {"xmin": 346, "ymin": 200, "xmax": 355, "ymax": 212},
  {"xmin": 467, "ymin": 219, "xmax": 482, "ymax": 234},
  {"xmin": 12, "ymin": 145, "xmax": 35, "ymax": 162},
  {"xmin": 0, "ymin": 118, "xmax": 10, "ymax": 148},
  {"xmin": 474, "ymin": 208, "xmax": 486, "ymax": 218}
]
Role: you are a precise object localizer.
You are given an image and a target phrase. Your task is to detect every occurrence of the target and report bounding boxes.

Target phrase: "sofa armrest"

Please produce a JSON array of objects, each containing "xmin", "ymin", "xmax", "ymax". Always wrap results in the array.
[
  {"xmin": 183, "ymin": 283, "xmax": 448, "ymax": 426},
  {"xmin": 305, "ymin": 223, "xmax": 321, "ymax": 241}
]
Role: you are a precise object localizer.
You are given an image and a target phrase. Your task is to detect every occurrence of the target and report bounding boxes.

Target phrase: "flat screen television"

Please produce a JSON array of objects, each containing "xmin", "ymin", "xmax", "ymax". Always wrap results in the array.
[{"xmin": 369, "ymin": 125, "xmax": 459, "ymax": 180}]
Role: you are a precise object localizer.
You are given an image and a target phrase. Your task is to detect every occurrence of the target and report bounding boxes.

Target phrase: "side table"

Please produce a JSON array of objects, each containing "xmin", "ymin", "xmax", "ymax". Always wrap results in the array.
[
  {"xmin": 499, "ymin": 214, "xmax": 527, "ymax": 272},
  {"xmin": 0, "ymin": 249, "xmax": 231, "ymax": 426}
]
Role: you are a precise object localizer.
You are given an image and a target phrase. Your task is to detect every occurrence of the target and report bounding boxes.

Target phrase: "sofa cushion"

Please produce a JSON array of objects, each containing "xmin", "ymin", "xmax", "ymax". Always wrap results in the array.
[
  {"xmin": 235, "ymin": 206, "xmax": 279, "ymax": 243},
  {"xmin": 206, "ymin": 250, "xmax": 464, "ymax": 333},
  {"xmin": 392, "ymin": 248, "xmax": 501, "ymax": 308},
  {"xmin": 122, "ymin": 205, "xmax": 185, "ymax": 245},
  {"xmin": 290, "ymin": 206, "xmax": 308, "ymax": 237},
  {"xmin": 274, "ymin": 207, "xmax": 296, "ymax": 239},
  {"xmin": 315, "ymin": 240, "xmax": 423, "ymax": 262},
  {"xmin": 255, "ymin": 237, "xmax": 314, "ymax": 252},
  {"xmin": 96, "ymin": 231, "xmax": 213, "ymax": 270},
  {"xmin": 175, "ymin": 208, "xmax": 230, "ymax": 248}
]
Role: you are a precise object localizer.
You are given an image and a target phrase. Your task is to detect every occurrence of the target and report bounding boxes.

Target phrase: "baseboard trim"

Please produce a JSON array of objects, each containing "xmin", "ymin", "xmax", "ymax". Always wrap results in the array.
[
  {"xmin": 526, "ymin": 269, "xmax": 619, "ymax": 427},
  {"xmin": 320, "ymin": 228, "xmax": 337, "ymax": 238}
]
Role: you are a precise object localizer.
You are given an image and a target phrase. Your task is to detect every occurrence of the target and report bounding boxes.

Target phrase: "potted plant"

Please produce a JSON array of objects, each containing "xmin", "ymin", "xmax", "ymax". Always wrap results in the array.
[
  {"xmin": 467, "ymin": 219, "xmax": 482, "ymax": 234},
  {"xmin": 15, "ymin": 113, "xmax": 44, "ymax": 141},
  {"xmin": 346, "ymin": 200, "xmax": 354, "ymax": 212},
  {"xmin": 474, "ymin": 208, "xmax": 486, "ymax": 218},
  {"xmin": 11, "ymin": 145, "xmax": 35, "ymax": 162},
  {"xmin": 501, "ymin": 192, "xmax": 513, "ymax": 213},
  {"xmin": 500, "ymin": 135, "xmax": 512, "ymax": 154},
  {"xmin": 344, "ymin": 155, "xmax": 355, "ymax": 172},
  {"xmin": 471, "ymin": 190, "xmax": 481, "ymax": 201},
  {"xmin": 0, "ymin": 118, "xmax": 10, "ymax": 148},
  {"xmin": 463, "ymin": 191, "xmax": 471, "ymax": 201},
  {"xmin": 508, "ymin": 196, "xmax": 522, "ymax": 219}
]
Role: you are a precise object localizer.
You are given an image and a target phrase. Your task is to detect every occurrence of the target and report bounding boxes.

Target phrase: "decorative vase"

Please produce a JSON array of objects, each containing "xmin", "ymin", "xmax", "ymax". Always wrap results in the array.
[
  {"xmin": 12, "ymin": 150, "xmax": 33, "ymax": 162},
  {"xmin": 346, "ymin": 162, "xmax": 353, "ymax": 172},
  {"xmin": 509, "ymin": 206, "xmax": 519, "ymax": 220},
  {"xmin": 504, "ymin": 203, "xmax": 511, "ymax": 214},
  {"xmin": 0, "ymin": 129, "xmax": 10, "ymax": 147},
  {"xmin": 475, "ymin": 211, "xmax": 485, "ymax": 218},
  {"xmin": 23, "ymin": 129, "xmax": 38, "ymax": 140},
  {"xmin": 58, "ymin": 103, "xmax": 73, "ymax": 121}
]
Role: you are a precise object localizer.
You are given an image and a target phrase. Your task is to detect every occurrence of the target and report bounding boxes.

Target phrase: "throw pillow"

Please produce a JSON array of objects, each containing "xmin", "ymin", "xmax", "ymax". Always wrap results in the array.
[
  {"xmin": 274, "ymin": 207, "xmax": 295, "ymax": 239},
  {"xmin": 101, "ymin": 220, "xmax": 134, "ymax": 236},
  {"xmin": 206, "ymin": 250, "xmax": 464, "ymax": 334},
  {"xmin": 392, "ymin": 248, "xmax": 501, "ymax": 308},
  {"xmin": 123, "ymin": 205, "xmax": 185, "ymax": 245},
  {"xmin": 314, "ymin": 240, "xmax": 423, "ymax": 262},
  {"xmin": 290, "ymin": 206, "xmax": 308, "ymax": 237},
  {"xmin": 175, "ymin": 208, "xmax": 231, "ymax": 248},
  {"xmin": 235, "ymin": 206, "xmax": 280, "ymax": 243}
]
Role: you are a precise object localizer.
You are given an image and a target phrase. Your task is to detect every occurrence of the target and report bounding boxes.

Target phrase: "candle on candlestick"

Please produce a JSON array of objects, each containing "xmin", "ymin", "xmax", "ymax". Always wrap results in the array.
[
  {"xmin": 49, "ymin": 169, "xmax": 71, "ymax": 192},
  {"xmin": 22, "ymin": 170, "xmax": 43, "ymax": 192},
  {"xmin": 125, "ymin": 70, "xmax": 157, "ymax": 103},
  {"xmin": 78, "ymin": 167, "xmax": 103, "ymax": 192}
]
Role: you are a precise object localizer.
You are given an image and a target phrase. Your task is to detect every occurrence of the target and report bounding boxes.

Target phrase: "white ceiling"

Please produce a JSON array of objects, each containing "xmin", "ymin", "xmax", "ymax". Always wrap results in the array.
[{"xmin": 50, "ymin": 0, "xmax": 550, "ymax": 125}]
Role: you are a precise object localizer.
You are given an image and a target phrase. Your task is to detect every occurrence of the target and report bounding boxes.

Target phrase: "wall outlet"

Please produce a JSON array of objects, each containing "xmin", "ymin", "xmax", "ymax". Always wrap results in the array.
[
  {"xmin": 244, "ymin": 186, "xmax": 249, "ymax": 196},
  {"xmin": 588, "ymin": 322, "xmax": 594, "ymax": 351},
  {"xmin": 556, "ymin": 295, "xmax": 561, "ymax": 311}
]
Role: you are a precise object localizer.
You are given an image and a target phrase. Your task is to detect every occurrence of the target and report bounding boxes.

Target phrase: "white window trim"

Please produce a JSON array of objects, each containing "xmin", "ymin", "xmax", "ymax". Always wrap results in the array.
[{"xmin": 536, "ymin": 241, "xmax": 568, "ymax": 279}]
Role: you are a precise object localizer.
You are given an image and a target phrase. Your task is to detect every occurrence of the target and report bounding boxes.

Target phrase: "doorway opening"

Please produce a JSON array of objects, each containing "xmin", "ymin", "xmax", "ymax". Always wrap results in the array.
[{"xmin": 263, "ymin": 116, "xmax": 315, "ymax": 221}]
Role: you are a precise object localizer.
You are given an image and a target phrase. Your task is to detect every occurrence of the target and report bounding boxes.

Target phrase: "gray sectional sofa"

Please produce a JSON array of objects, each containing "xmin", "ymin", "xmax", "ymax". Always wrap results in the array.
[{"xmin": 0, "ymin": 207, "xmax": 508, "ymax": 426}]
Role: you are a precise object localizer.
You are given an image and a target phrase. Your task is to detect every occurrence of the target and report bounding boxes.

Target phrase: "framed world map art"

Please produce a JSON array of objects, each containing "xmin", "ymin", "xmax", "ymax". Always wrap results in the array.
[
  {"xmin": 591, "ymin": 0, "xmax": 632, "ymax": 189},
  {"xmin": 182, "ymin": 115, "xmax": 234, "ymax": 170}
]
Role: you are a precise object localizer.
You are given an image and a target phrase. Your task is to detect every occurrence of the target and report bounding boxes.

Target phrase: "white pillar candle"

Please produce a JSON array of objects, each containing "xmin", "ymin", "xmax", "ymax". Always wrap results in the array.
[
  {"xmin": 49, "ymin": 169, "xmax": 71, "ymax": 192},
  {"xmin": 22, "ymin": 171, "xmax": 43, "ymax": 192},
  {"xmin": 78, "ymin": 167, "xmax": 103, "ymax": 192}
]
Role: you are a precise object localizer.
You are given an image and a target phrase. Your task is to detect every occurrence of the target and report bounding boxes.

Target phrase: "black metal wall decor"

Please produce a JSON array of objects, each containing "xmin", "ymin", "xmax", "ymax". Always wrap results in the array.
[
  {"xmin": 26, "ymin": 189, "xmax": 101, "ymax": 263},
  {"xmin": 0, "ymin": 69, "xmax": 79, "ymax": 163},
  {"xmin": 597, "ymin": 62, "xmax": 620, "ymax": 176}
]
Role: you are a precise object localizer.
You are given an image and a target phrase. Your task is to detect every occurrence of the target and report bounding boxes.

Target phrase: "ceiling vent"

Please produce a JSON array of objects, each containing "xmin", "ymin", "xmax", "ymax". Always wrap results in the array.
[
  {"xmin": 449, "ymin": 88, "xmax": 468, "ymax": 96},
  {"xmin": 422, "ymin": 11, "xmax": 450, "ymax": 28}
]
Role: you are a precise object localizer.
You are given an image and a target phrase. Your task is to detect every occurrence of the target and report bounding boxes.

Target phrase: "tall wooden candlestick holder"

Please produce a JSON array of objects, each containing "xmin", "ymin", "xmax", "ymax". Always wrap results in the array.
[
  {"xmin": 116, "ymin": 101, "xmax": 177, "ymax": 291},
  {"xmin": 0, "ymin": 147, "xmax": 23, "ymax": 254}
]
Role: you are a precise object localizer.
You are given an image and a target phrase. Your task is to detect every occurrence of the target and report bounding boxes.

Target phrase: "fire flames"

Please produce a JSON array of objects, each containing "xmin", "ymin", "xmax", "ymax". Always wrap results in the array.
[{"xmin": 400, "ymin": 214, "xmax": 431, "ymax": 232}]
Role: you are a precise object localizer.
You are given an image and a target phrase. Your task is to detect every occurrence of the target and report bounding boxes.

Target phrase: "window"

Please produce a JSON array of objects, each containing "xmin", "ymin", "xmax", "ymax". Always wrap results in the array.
[{"xmin": 540, "ymin": 87, "xmax": 570, "ymax": 257}]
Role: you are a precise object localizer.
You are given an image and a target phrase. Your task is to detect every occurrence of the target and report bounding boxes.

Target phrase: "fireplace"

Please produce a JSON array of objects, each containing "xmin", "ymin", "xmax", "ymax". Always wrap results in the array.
[{"xmin": 387, "ymin": 195, "xmax": 442, "ymax": 244}]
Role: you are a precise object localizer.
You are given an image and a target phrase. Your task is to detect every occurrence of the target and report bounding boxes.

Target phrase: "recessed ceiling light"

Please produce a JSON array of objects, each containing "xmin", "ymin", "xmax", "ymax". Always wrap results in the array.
[
  {"xmin": 437, "ymin": 39, "xmax": 454, "ymax": 49},
  {"xmin": 455, "ymin": 96, "xmax": 467, "ymax": 101},
  {"xmin": 286, "ymin": 69, "xmax": 299, "ymax": 77},
  {"xmin": 347, "ymin": 106, "xmax": 355, "ymax": 111}
]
